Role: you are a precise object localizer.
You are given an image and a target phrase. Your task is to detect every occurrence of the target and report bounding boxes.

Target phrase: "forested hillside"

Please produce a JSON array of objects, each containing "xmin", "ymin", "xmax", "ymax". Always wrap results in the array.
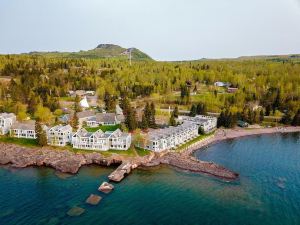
[
  {"xmin": 0, "ymin": 53, "xmax": 299, "ymax": 126},
  {"xmin": 26, "ymin": 44, "xmax": 152, "ymax": 60}
]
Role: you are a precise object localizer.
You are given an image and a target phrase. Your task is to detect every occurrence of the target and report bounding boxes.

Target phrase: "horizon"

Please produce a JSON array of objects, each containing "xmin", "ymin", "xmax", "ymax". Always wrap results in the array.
[{"xmin": 1, "ymin": 0, "xmax": 300, "ymax": 61}]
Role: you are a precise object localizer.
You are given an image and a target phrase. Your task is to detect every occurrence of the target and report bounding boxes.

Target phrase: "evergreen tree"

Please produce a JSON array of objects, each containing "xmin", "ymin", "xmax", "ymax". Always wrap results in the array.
[
  {"xmin": 35, "ymin": 120, "xmax": 47, "ymax": 147},
  {"xmin": 149, "ymin": 102, "xmax": 156, "ymax": 128},
  {"xmin": 125, "ymin": 107, "xmax": 137, "ymax": 131},
  {"xmin": 292, "ymin": 109, "xmax": 300, "ymax": 126},
  {"xmin": 173, "ymin": 106, "xmax": 179, "ymax": 118},
  {"xmin": 217, "ymin": 111, "xmax": 225, "ymax": 128},
  {"xmin": 169, "ymin": 112, "xmax": 177, "ymax": 126},
  {"xmin": 104, "ymin": 91, "xmax": 116, "ymax": 112},
  {"xmin": 140, "ymin": 114, "xmax": 148, "ymax": 129},
  {"xmin": 259, "ymin": 109, "xmax": 264, "ymax": 122},
  {"xmin": 280, "ymin": 111, "xmax": 293, "ymax": 125},
  {"xmin": 74, "ymin": 95, "xmax": 82, "ymax": 112},
  {"xmin": 196, "ymin": 102, "xmax": 207, "ymax": 115},
  {"xmin": 71, "ymin": 112, "xmax": 79, "ymax": 130},
  {"xmin": 198, "ymin": 126, "xmax": 205, "ymax": 135},
  {"xmin": 189, "ymin": 104, "xmax": 197, "ymax": 117}
]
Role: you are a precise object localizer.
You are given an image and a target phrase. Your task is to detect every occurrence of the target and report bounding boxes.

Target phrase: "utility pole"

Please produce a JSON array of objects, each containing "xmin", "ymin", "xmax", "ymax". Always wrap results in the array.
[{"xmin": 129, "ymin": 48, "xmax": 132, "ymax": 66}]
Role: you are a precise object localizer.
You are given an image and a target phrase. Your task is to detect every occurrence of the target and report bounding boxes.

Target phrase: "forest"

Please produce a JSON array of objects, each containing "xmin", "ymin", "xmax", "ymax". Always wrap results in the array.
[{"xmin": 0, "ymin": 53, "xmax": 299, "ymax": 128}]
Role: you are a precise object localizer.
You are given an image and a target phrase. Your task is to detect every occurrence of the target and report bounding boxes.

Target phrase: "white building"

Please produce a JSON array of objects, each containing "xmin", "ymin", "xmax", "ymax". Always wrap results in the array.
[
  {"xmin": 0, "ymin": 113, "xmax": 16, "ymax": 135},
  {"xmin": 179, "ymin": 115, "xmax": 217, "ymax": 133},
  {"xmin": 143, "ymin": 122, "xmax": 199, "ymax": 152},
  {"xmin": 72, "ymin": 128, "xmax": 131, "ymax": 151},
  {"xmin": 80, "ymin": 96, "xmax": 90, "ymax": 109},
  {"xmin": 86, "ymin": 113, "xmax": 121, "ymax": 127},
  {"xmin": 10, "ymin": 120, "xmax": 35, "ymax": 139},
  {"xmin": 77, "ymin": 110, "xmax": 96, "ymax": 126},
  {"xmin": 47, "ymin": 124, "xmax": 72, "ymax": 146}
]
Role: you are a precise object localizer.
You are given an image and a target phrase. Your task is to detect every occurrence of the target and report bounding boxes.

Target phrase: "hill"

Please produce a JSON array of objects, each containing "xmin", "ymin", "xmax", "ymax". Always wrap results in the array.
[{"xmin": 28, "ymin": 44, "xmax": 152, "ymax": 60}]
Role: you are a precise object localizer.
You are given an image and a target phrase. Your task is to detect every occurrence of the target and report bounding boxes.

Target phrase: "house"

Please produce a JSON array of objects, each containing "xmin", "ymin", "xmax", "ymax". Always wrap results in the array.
[
  {"xmin": 47, "ymin": 124, "xmax": 72, "ymax": 146},
  {"xmin": 10, "ymin": 120, "xmax": 48, "ymax": 139},
  {"xmin": 72, "ymin": 128, "xmax": 131, "ymax": 151},
  {"xmin": 227, "ymin": 87, "xmax": 238, "ymax": 93},
  {"xmin": 214, "ymin": 81, "xmax": 231, "ymax": 87},
  {"xmin": 77, "ymin": 110, "xmax": 96, "ymax": 126},
  {"xmin": 107, "ymin": 129, "xmax": 131, "ymax": 150},
  {"xmin": 179, "ymin": 115, "xmax": 217, "ymax": 133},
  {"xmin": 86, "ymin": 113, "xmax": 121, "ymax": 127},
  {"xmin": 58, "ymin": 114, "xmax": 70, "ymax": 124},
  {"xmin": 143, "ymin": 122, "xmax": 199, "ymax": 152},
  {"xmin": 0, "ymin": 113, "xmax": 16, "ymax": 135}
]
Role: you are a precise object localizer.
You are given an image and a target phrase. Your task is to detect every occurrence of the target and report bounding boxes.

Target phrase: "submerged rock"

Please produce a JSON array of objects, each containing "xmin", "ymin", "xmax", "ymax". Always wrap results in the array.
[
  {"xmin": 86, "ymin": 194, "xmax": 102, "ymax": 205},
  {"xmin": 0, "ymin": 208, "xmax": 15, "ymax": 218},
  {"xmin": 54, "ymin": 171, "xmax": 73, "ymax": 179},
  {"xmin": 67, "ymin": 206, "xmax": 85, "ymax": 217},
  {"xmin": 46, "ymin": 217, "xmax": 60, "ymax": 225},
  {"xmin": 99, "ymin": 182, "xmax": 114, "ymax": 193}
]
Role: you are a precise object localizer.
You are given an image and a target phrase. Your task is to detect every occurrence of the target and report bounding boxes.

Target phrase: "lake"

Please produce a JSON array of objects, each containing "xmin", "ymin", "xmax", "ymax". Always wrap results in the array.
[{"xmin": 0, "ymin": 132, "xmax": 300, "ymax": 225}]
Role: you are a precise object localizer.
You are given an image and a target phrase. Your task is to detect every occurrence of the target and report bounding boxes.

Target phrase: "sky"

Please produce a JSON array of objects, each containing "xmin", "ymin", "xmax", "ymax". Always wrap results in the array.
[{"xmin": 0, "ymin": 0, "xmax": 300, "ymax": 61}]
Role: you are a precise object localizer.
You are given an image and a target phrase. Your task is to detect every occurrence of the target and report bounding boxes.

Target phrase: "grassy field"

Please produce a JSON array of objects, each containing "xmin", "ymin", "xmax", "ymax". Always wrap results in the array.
[
  {"xmin": 135, "ymin": 147, "xmax": 151, "ymax": 156},
  {"xmin": 84, "ymin": 124, "xmax": 120, "ymax": 132},
  {"xmin": 176, "ymin": 133, "xmax": 213, "ymax": 152}
]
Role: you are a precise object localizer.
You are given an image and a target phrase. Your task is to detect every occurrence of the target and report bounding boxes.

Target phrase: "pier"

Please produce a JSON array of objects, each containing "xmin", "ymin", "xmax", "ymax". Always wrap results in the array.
[{"xmin": 108, "ymin": 161, "xmax": 136, "ymax": 182}]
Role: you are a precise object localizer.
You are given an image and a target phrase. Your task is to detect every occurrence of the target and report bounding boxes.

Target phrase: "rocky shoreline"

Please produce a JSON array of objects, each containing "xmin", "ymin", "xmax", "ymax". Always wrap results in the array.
[
  {"xmin": 0, "ymin": 144, "xmax": 125, "ymax": 174},
  {"xmin": 0, "ymin": 126, "xmax": 299, "ymax": 181}
]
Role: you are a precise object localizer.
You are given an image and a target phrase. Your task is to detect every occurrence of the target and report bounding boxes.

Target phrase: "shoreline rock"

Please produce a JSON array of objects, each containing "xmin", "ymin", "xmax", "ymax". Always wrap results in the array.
[{"xmin": 99, "ymin": 182, "xmax": 114, "ymax": 193}]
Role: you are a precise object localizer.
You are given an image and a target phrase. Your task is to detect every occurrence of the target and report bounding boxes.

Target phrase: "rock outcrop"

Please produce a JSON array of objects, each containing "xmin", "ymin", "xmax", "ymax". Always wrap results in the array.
[
  {"xmin": 0, "ymin": 143, "xmax": 123, "ymax": 174},
  {"xmin": 142, "ymin": 152, "xmax": 239, "ymax": 180},
  {"xmin": 99, "ymin": 182, "xmax": 114, "ymax": 193}
]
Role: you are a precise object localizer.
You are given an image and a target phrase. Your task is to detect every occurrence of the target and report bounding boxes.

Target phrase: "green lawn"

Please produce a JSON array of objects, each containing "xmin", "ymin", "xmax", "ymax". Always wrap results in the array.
[
  {"xmin": 0, "ymin": 136, "xmax": 38, "ymax": 147},
  {"xmin": 135, "ymin": 147, "xmax": 151, "ymax": 156},
  {"xmin": 176, "ymin": 133, "xmax": 213, "ymax": 152},
  {"xmin": 85, "ymin": 124, "xmax": 120, "ymax": 132}
]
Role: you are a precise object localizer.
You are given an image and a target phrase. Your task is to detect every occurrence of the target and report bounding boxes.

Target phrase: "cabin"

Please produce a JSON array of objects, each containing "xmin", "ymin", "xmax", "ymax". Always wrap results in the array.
[
  {"xmin": 0, "ymin": 113, "xmax": 16, "ymax": 135},
  {"xmin": 47, "ymin": 124, "xmax": 72, "ymax": 146}
]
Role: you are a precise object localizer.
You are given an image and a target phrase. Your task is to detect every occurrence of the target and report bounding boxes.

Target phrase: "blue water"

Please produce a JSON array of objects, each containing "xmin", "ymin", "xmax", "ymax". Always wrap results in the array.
[{"xmin": 0, "ymin": 133, "xmax": 300, "ymax": 225}]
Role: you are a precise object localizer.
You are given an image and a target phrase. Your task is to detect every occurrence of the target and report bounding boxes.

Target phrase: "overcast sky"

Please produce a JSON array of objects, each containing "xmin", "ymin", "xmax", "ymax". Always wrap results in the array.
[{"xmin": 1, "ymin": 0, "xmax": 300, "ymax": 61}]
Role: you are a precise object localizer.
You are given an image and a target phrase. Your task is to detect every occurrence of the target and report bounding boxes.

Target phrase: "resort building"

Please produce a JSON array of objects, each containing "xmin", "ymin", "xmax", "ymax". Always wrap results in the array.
[
  {"xmin": 47, "ymin": 124, "xmax": 72, "ymax": 146},
  {"xmin": 86, "ymin": 113, "xmax": 121, "ymax": 127},
  {"xmin": 143, "ymin": 122, "xmax": 199, "ymax": 152},
  {"xmin": 72, "ymin": 128, "xmax": 131, "ymax": 151},
  {"xmin": 179, "ymin": 115, "xmax": 217, "ymax": 133},
  {"xmin": 10, "ymin": 120, "xmax": 46, "ymax": 139},
  {"xmin": 0, "ymin": 113, "xmax": 16, "ymax": 135}
]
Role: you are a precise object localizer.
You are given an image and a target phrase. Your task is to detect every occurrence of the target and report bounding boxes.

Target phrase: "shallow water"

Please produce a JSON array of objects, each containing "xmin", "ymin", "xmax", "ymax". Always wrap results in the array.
[{"xmin": 0, "ymin": 133, "xmax": 300, "ymax": 225}]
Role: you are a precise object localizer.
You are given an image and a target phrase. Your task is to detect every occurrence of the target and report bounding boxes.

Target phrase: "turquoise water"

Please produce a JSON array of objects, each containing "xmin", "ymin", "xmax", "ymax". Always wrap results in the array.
[{"xmin": 0, "ymin": 133, "xmax": 300, "ymax": 225}]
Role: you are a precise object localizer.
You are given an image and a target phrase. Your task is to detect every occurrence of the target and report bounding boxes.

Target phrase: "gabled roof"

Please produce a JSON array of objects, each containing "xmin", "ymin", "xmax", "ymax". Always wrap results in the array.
[
  {"xmin": 77, "ymin": 110, "xmax": 95, "ymax": 119},
  {"xmin": 0, "ymin": 113, "xmax": 16, "ymax": 119},
  {"xmin": 50, "ymin": 124, "xmax": 72, "ymax": 132},
  {"xmin": 95, "ymin": 113, "xmax": 117, "ymax": 123},
  {"xmin": 11, "ymin": 120, "xmax": 35, "ymax": 130}
]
